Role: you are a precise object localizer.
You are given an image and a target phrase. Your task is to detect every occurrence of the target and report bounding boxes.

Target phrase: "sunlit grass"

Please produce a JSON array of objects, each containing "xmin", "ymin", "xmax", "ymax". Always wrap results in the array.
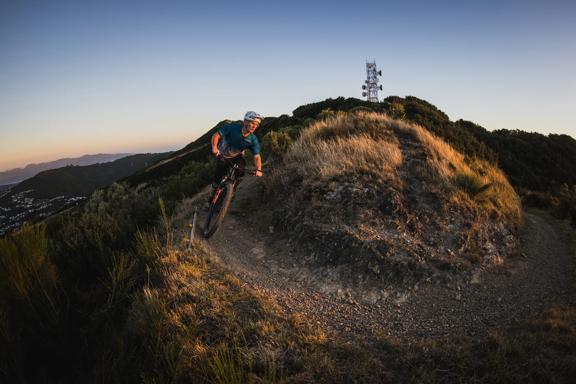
[{"xmin": 282, "ymin": 111, "xmax": 402, "ymax": 182}]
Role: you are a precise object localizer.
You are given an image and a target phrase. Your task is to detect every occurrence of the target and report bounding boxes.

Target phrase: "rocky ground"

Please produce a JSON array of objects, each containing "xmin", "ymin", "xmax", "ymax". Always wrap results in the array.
[{"xmin": 182, "ymin": 178, "xmax": 575, "ymax": 346}]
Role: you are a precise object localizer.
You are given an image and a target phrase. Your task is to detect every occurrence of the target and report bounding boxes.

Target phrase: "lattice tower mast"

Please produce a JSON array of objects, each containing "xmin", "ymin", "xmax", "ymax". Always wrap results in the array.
[{"xmin": 362, "ymin": 61, "xmax": 382, "ymax": 102}]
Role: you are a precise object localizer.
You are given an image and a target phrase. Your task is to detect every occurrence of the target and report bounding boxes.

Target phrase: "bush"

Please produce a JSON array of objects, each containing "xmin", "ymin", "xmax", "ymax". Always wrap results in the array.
[
  {"xmin": 162, "ymin": 161, "xmax": 212, "ymax": 205},
  {"xmin": 0, "ymin": 181, "xmax": 173, "ymax": 382},
  {"xmin": 280, "ymin": 125, "xmax": 303, "ymax": 140},
  {"xmin": 522, "ymin": 190, "xmax": 553, "ymax": 209},
  {"xmin": 0, "ymin": 224, "xmax": 64, "ymax": 381},
  {"xmin": 389, "ymin": 102, "xmax": 406, "ymax": 119},
  {"xmin": 262, "ymin": 130, "xmax": 294, "ymax": 161}
]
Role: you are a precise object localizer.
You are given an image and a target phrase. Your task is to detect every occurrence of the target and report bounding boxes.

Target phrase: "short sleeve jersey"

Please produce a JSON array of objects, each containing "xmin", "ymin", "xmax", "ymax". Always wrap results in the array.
[{"xmin": 217, "ymin": 122, "xmax": 261, "ymax": 158}]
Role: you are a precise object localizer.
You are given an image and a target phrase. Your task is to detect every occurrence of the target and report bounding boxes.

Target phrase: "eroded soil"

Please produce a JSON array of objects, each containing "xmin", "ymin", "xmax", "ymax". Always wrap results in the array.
[{"xmin": 181, "ymin": 178, "xmax": 575, "ymax": 345}]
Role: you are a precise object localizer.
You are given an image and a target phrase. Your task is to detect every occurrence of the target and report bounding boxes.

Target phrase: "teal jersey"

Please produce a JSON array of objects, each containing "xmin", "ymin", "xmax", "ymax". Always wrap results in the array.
[{"xmin": 217, "ymin": 123, "xmax": 261, "ymax": 158}]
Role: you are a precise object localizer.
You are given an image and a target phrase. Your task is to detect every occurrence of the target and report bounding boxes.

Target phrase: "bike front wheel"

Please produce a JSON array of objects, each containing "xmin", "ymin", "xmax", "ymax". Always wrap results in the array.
[{"xmin": 203, "ymin": 182, "xmax": 234, "ymax": 238}]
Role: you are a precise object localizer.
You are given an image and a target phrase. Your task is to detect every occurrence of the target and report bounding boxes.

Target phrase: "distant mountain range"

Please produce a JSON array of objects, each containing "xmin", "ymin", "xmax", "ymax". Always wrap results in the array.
[
  {"xmin": 0, "ymin": 152, "xmax": 171, "ymax": 235},
  {"xmin": 0, "ymin": 153, "xmax": 131, "ymax": 185},
  {"xmin": 6, "ymin": 153, "xmax": 171, "ymax": 200}
]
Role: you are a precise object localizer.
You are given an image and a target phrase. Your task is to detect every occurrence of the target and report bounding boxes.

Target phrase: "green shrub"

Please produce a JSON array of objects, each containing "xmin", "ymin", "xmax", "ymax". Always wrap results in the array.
[
  {"xmin": 262, "ymin": 130, "xmax": 293, "ymax": 161},
  {"xmin": 280, "ymin": 124, "xmax": 303, "ymax": 140},
  {"xmin": 162, "ymin": 160, "xmax": 212, "ymax": 205},
  {"xmin": 389, "ymin": 102, "xmax": 405, "ymax": 119}
]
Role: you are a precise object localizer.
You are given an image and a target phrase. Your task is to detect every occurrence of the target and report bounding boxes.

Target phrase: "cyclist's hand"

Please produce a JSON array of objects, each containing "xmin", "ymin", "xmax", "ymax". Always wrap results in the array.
[
  {"xmin": 212, "ymin": 148, "xmax": 220, "ymax": 157},
  {"xmin": 255, "ymin": 170, "xmax": 263, "ymax": 177}
]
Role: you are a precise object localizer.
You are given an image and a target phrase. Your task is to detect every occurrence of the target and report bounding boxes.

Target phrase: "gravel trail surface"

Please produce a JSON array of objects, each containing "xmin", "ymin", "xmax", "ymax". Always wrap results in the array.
[{"xmin": 192, "ymin": 179, "xmax": 575, "ymax": 344}]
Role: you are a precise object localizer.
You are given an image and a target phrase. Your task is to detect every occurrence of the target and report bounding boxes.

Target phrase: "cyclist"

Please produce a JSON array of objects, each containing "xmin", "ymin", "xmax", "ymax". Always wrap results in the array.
[{"xmin": 209, "ymin": 111, "xmax": 263, "ymax": 199}]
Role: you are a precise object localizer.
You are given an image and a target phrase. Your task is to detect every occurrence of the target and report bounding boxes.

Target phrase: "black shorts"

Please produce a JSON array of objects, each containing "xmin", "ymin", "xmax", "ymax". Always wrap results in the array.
[{"xmin": 212, "ymin": 155, "xmax": 245, "ymax": 187}]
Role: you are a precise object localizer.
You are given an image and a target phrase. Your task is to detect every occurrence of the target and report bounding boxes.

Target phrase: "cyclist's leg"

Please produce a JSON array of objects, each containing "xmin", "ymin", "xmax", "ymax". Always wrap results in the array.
[
  {"xmin": 212, "ymin": 157, "xmax": 229, "ymax": 188},
  {"xmin": 231, "ymin": 156, "xmax": 246, "ymax": 190},
  {"xmin": 209, "ymin": 157, "xmax": 229, "ymax": 204}
]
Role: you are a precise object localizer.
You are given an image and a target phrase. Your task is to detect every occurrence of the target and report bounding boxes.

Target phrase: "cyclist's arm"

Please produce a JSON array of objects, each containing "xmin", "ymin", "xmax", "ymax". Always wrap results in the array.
[
  {"xmin": 254, "ymin": 154, "xmax": 262, "ymax": 177},
  {"xmin": 211, "ymin": 132, "xmax": 221, "ymax": 156}
]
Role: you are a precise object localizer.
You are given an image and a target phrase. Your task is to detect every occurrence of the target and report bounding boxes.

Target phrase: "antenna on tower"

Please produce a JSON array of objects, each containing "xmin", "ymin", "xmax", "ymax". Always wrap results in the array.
[{"xmin": 361, "ymin": 60, "xmax": 383, "ymax": 102}]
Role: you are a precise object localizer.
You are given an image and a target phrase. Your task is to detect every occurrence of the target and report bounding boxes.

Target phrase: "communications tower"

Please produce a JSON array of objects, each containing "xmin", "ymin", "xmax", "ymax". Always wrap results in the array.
[{"xmin": 362, "ymin": 61, "xmax": 382, "ymax": 102}]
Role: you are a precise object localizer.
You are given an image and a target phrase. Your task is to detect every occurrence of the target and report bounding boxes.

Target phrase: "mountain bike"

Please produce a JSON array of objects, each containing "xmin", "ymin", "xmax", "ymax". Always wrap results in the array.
[{"xmin": 203, "ymin": 158, "xmax": 257, "ymax": 238}]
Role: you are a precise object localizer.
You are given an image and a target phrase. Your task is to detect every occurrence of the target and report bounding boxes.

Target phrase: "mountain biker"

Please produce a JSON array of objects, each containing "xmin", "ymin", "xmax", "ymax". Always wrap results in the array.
[{"xmin": 209, "ymin": 111, "xmax": 263, "ymax": 199}]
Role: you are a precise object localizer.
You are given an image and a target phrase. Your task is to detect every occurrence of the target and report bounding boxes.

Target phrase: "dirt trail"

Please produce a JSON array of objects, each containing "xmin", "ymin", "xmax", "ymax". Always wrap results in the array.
[{"xmin": 188, "ymin": 178, "xmax": 575, "ymax": 344}]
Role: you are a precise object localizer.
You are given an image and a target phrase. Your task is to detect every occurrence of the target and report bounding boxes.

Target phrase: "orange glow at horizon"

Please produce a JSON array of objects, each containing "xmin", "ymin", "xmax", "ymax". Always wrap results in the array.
[{"xmin": 0, "ymin": 133, "xmax": 191, "ymax": 172}]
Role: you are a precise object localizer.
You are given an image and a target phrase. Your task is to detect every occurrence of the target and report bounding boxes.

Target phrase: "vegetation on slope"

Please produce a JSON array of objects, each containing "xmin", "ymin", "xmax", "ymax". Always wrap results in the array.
[
  {"xmin": 0, "ymin": 158, "xmax": 210, "ymax": 382},
  {"xmin": 2, "ymin": 183, "xmax": 574, "ymax": 383},
  {"xmin": 260, "ymin": 96, "xmax": 575, "ymax": 226},
  {"xmin": 0, "ymin": 173, "xmax": 399, "ymax": 383},
  {"xmin": 1, "ymin": 95, "xmax": 574, "ymax": 382},
  {"xmin": 123, "ymin": 96, "xmax": 576, "ymax": 226},
  {"xmin": 265, "ymin": 111, "xmax": 521, "ymax": 285}
]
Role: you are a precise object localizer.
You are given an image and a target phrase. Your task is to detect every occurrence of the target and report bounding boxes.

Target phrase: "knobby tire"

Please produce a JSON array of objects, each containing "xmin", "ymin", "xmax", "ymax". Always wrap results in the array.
[{"xmin": 203, "ymin": 182, "xmax": 234, "ymax": 238}]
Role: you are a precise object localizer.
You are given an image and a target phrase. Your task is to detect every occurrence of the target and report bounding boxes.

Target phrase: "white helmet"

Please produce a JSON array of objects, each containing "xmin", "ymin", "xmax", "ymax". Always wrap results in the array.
[{"xmin": 244, "ymin": 111, "xmax": 263, "ymax": 122}]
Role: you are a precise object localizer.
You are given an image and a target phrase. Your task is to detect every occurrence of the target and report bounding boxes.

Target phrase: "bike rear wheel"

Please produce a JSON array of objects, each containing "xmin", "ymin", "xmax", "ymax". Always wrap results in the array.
[{"xmin": 203, "ymin": 182, "xmax": 234, "ymax": 238}]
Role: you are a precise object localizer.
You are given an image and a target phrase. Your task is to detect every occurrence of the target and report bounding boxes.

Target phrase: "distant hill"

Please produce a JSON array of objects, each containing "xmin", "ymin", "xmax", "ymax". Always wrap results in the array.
[
  {"xmin": 0, "ymin": 153, "xmax": 131, "ymax": 185},
  {"xmin": 0, "ymin": 152, "xmax": 172, "ymax": 235},
  {"xmin": 7, "ymin": 153, "xmax": 170, "ymax": 200},
  {"xmin": 0, "ymin": 184, "xmax": 16, "ymax": 193}
]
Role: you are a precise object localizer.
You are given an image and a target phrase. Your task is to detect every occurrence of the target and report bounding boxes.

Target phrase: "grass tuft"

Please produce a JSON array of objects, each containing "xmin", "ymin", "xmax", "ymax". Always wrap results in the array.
[
  {"xmin": 454, "ymin": 172, "xmax": 491, "ymax": 197},
  {"xmin": 207, "ymin": 344, "xmax": 247, "ymax": 384}
]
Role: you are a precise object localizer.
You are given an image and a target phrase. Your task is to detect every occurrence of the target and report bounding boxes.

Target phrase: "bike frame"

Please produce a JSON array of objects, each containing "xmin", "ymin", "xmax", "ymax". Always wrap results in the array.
[
  {"xmin": 203, "ymin": 157, "xmax": 258, "ymax": 238},
  {"xmin": 211, "ymin": 162, "xmax": 240, "ymax": 204}
]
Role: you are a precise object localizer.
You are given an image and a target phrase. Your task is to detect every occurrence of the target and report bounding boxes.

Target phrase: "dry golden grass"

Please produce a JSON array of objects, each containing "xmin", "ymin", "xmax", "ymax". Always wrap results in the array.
[
  {"xmin": 282, "ymin": 111, "xmax": 403, "ymax": 182},
  {"xmin": 389, "ymin": 117, "xmax": 520, "ymax": 223},
  {"xmin": 396, "ymin": 120, "xmax": 471, "ymax": 179},
  {"xmin": 125, "ymin": 206, "xmax": 336, "ymax": 382},
  {"xmin": 266, "ymin": 110, "xmax": 523, "ymax": 272},
  {"xmin": 124, "ymin": 199, "xmax": 403, "ymax": 382},
  {"xmin": 278, "ymin": 110, "xmax": 521, "ymax": 227}
]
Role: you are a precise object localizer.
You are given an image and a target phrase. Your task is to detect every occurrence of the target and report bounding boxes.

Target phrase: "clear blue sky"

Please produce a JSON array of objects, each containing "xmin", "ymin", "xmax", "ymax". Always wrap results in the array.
[{"xmin": 1, "ymin": 0, "xmax": 575, "ymax": 171}]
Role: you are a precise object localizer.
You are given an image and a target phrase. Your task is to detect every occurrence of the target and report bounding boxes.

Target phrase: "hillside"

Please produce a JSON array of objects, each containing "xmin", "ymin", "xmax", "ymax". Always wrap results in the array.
[
  {"xmin": 124, "ymin": 96, "xmax": 576, "ymax": 198},
  {"xmin": 0, "ymin": 153, "xmax": 131, "ymax": 185},
  {"xmin": 176, "ymin": 111, "xmax": 572, "ymax": 382},
  {"xmin": 8, "ymin": 153, "xmax": 170, "ymax": 199},
  {"xmin": 457, "ymin": 121, "xmax": 576, "ymax": 190},
  {"xmin": 0, "ymin": 153, "xmax": 170, "ymax": 236},
  {"xmin": 1, "ymin": 97, "xmax": 575, "ymax": 383},
  {"xmin": 261, "ymin": 112, "xmax": 521, "ymax": 287}
]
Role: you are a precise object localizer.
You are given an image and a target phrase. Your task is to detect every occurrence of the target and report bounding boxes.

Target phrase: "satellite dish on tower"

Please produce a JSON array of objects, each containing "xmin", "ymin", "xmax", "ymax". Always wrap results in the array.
[{"xmin": 361, "ymin": 61, "xmax": 383, "ymax": 102}]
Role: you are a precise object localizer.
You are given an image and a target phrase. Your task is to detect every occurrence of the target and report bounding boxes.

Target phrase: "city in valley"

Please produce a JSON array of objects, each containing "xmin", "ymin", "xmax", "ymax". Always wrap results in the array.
[{"xmin": 0, "ymin": 187, "xmax": 85, "ymax": 235}]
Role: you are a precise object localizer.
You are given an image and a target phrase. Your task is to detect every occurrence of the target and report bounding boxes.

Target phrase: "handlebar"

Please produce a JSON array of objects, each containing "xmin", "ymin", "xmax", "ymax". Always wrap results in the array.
[{"xmin": 217, "ymin": 154, "xmax": 262, "ymax": 176}]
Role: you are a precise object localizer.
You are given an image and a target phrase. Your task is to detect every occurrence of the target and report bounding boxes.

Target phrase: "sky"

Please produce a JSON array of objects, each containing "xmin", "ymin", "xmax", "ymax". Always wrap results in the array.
[{"xmin": 1, "ymin": 0, "xmax": 575, "ymax": 171}]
